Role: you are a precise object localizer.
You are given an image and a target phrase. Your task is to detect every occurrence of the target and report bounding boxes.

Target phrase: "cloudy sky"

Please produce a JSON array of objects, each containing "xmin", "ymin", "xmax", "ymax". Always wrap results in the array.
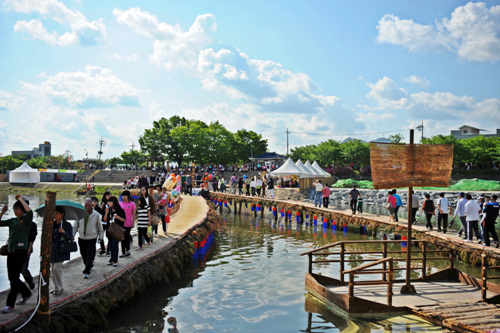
[{"xmin": 1, "ymin": 0, "xmax": 499, "ymax": 160}]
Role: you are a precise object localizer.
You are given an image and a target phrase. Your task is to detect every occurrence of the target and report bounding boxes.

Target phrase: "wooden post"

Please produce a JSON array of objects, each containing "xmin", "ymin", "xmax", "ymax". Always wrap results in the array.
[
  {"xmin": 38, "ymin": 191, "xmax": 57, "ymax": 325},
  {"xmin": 308, "ymin": 253, "xmax": 313, "ymax": 274},
  {"xmin": 401, "ymin": 129, "xmax": 416, "ymax": 295},
  {"xmin": 382, "ymin": 241, "xmax": 387, "ymax": 281},
  {"xmin": 261, "ymin": 205, "xmax": 264, "ymax": 218},
  {"xmin": 340, "ymin": 243, "xmax": 345, "ymax": 284},
  {"xmin": 348, "ymin": 273, "xmax": 354, "ymax": 297},
  {"xmin": 482, "ymin": 254, "xmax": 487, "ymax": 301},
  {"xmin": 422, "ymin": 242, "xmax": 427, "ymax": 281},
  {"xmin": 388, "ymin": 259, "xmax": 393, "ymax": 306}
]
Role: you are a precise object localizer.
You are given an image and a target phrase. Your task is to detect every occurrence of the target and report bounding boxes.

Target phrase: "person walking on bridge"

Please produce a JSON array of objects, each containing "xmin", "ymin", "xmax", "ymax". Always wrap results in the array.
[
  {"xmin": 436, "ymin": 192, "xmax": 451, "ymax": 233},
  {"xmin": 349, "ymin": 186, "xmax": 361, "ymax": 215},
  {"xmin": 482, "ymin": 194, "xmax": 499, "ymax": 247},
  {"xmin": 465, "ymin": 194, "xmax": 482, "ymax": 243},
  {"xmin": 74, "ymin": 198, "xmax": 104, "ymax": 279},
  {"xmin": 314, "ymin": 180, "xmax": 323, "ymax": 208},
  {"xmin": 0, "ymin": 196, "xmax": 33, "ymax": 313},
  {"xmin": 452, "ymin": 192, "xmax": 468, "ymax": 239}
]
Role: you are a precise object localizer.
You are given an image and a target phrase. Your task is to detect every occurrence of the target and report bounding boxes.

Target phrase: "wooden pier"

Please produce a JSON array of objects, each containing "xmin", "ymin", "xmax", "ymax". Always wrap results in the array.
[{"xmin": 0, "ymin": 196, "xmax": 209, "ymax": 332}]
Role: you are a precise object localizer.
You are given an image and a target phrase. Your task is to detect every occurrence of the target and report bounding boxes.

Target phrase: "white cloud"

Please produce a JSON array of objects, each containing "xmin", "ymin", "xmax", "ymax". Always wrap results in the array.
[
  {"xmin": 0, "ymin": 90, "xmax": 25, "ymax": 111},
  {"xmin": 109, "ymin": 53, "xmax": 139, "ymax": 62},
  {"xmin": 21, "ymin": 65, "xmax": 140, "ymax": 108},
  {"xmin": 365, "ymin": 76, "xmax": 409, "ymax": 109},
  {"xmin": 362, "ymin": 76, "xmax": 500, "ymax": 123},
  {"xmin": 114, "ymin": 8, "xmax": 358, "ymax": 134},
  {"xmin": 377, "ymin": 2, "xmax": 500, "ymax": 62},
  {"xmin": 403, "ymin": 75, "xmax": 430, "ymax": 87},
  {"xmin": 4, "ymin": 0, "xmax": 106, "ymax": 46}
]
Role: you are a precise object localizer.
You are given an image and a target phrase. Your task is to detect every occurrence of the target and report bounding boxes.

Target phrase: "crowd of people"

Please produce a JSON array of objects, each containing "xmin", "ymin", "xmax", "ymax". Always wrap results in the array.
[
  {"xmin": 0, "ymin": 187, "xmax": 172, "ymax": 313},
  {"xmin": 195, "ymin": 173, "xmax": 277, "ymax": 199},
  {"xmin": 384, "ymin": 190, "xmax": 500, "ymax": 247}
]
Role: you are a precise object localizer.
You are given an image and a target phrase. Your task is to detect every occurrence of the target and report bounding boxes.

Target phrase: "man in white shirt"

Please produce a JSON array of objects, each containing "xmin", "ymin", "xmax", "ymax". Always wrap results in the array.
[
  {"xmin": 464, "ymin": 194, "xmax": 482, "ymax": 243},
  {"xmin": 452, "ymin": 192, "xmax": 468, "ymax": 239},
  {"xmin": 314, "ymin": 180, "xmax": 323, "ymax": 208},
  {"xmin": 437, "ymin": 192, "xmax": 451, "ymax": 233},
  {"xmin": 74, "ymin": 198, "xmax": 104, "ymax": 279}
]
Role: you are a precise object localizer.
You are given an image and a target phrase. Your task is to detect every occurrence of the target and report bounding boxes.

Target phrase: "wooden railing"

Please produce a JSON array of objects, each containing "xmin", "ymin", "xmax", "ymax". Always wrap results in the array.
[
  {"xmin": 344, "ymin": 257, "xmax": 394, "ymax": 306},
  {"xmin": 301, "ymin": 240, "xmax": 453, "ymax": 284},
  {"xmin": 481, "ymin": 254, "xmax": 500, "ymax": 300}
]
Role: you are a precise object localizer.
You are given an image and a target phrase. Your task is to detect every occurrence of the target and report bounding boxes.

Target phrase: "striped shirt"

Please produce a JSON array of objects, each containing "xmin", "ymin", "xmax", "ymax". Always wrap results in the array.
[{"xmin": 137, "ymin": 205, "xmax": 150, "ymax": 228}]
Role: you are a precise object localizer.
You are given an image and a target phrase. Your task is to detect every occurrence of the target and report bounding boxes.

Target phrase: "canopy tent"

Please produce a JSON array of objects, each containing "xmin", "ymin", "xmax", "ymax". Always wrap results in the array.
[
  {"xmin": 295, "ymin": 160, "xmax": 315, "ymax": 178},
  {"xmin": 304, "ymin": 161, "xmax": 322, "ymax": 177},
  {"xmin": 270, "ymin": 157, "xmax": 303, "ymax": 176},
  {"xmin": 312, "ymin": 161, "xmax": 330, "ymax": 176},
  {"xmin": 9, "ymin": 162, "xmax": 40, "ymax": 184}
]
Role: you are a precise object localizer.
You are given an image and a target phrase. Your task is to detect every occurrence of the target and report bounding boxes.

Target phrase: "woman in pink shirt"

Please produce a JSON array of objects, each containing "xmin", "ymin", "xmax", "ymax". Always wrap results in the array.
[
  {"xmin": 387, "ymin": 191, "xmax": 396, "ymax": 222},
  {"xmin": 119, "ymin": 190, "xmax": 136, "ymax": 258},
  {"xmin": 322, "ymin": 184, "xmax": 331, "ymax": 208}
]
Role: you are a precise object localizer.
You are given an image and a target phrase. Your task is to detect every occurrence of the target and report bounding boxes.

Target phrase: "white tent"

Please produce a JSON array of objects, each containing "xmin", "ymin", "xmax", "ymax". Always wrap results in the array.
[
  {"xmin": 295, "ymin": 159, "xmax": 315, "ymax": 178},
  {"xmin": 270, "ymin": 157, "xmax": 303, "ymax": 176},
  {"xmin": 304, "ymin": 160, "xmax": 322, "ymax": 177},
  {"xmin": 9, "ymin": 162, "xmax": 40, "ymax": 184},
  {"xmin": 312, "ymin": 161, "xmax": 330, "ymax": 176}
]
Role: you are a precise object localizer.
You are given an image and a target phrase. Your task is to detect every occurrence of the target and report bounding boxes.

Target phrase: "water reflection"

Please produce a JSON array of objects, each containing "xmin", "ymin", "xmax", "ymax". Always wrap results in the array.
[{"xmin": 99, "ymin": 209, "xmax": 441, "ymax": 333}]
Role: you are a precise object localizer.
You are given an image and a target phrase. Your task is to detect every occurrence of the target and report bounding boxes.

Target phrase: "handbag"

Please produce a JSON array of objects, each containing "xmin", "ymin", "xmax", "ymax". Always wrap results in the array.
[
  {"xmin": 59, "ymin": 239, "xmax": 78, "ymax": 254},
  {"xmin": 151, "ymin": 215, "xmax": 160, "ymax": 226},
  {"xmin": 385, "ymin": 202, "xmax": 393, "ymax": 210},
  {"xmin": 0, "ymin": 244, "xmax": 8, "ymax": 256},
  {"xmin": 108, "ymin": 222, "xmax": 125, "ymax": 241}
]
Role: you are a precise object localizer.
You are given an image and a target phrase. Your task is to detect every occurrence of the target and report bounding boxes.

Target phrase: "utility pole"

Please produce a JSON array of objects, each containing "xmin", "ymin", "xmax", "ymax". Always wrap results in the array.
[
  {"xmin": 416, "ymin": 120, "xmax": 424, "ymax": 141},
  {"xmin": 97, "ymin": 137, "xmax": 106, "ymax": 162},
  {"xmin": 129, "ymin": 141, "xmax": 136, "ymax": 151},
  {"xmin": 286, "ymin": 128, "xmax": 290, "ymax": 155}
]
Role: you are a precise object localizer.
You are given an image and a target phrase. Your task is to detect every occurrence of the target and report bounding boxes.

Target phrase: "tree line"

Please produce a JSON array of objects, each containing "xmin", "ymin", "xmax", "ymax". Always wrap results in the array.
[
  {"xmin": 1, "ymin": 124, "xmax": 499, "ymax": 172},
  {"xmin": 289, "ymin": 134, "xmax": 500, "ymax": 169}
]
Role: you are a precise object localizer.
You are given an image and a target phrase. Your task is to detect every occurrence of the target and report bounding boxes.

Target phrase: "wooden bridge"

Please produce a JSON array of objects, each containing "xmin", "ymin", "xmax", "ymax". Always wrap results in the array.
[{"xmin": 301, "ymin": 240, "xmax": 500, "ymax": 333}]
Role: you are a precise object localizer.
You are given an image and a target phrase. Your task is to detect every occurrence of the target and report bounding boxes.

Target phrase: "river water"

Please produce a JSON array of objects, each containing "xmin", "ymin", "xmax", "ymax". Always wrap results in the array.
[
  {"xmin": 98, "ymin": 210, "xmax": 443, "ymax": 332},
  {"xmin": 0, "ymin": 191, "xmax": 480, "ymax": 332}
]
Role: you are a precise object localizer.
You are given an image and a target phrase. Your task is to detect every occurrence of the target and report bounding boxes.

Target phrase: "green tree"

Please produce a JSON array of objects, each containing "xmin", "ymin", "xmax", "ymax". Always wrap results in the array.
[
  {"xmin": 205, "ymin": 121, "xmax": 236, "ymax": 165},
  {"xmin": 340, "ymin": 140, "xmax": 370, "ymax": 166},
  {"xmin": 233, "ymin": 129, "xmax": 268, "ymax": 162},
  {"xmin": 0, "ymin": 155, "xmax": 23, "ymax": 172},
  {"xmin": 121, "ymin": 150, "xmax": 145, "ymax": 167},
  {"xmin": 139, "ymin": 115, "xmax": 188, "ymax": 166},
  {"xmin": 289, "ymin": 145, "xmax": 318, "ymax": 162},
  {"xmin": 315, "ymin": 140, "xmax": 343, "ymax": 166},
  {"xmin": 171, "ymin": 120, "xmax": 210, "ymax": 166},
  {"xmin": 107, "ymin": 157, "xmax": 124, "ymax": 166},
  {"xmin": 388, "ymin": 133, "xmax": 404, "ymax": 143},
  {"xmin": 27, "ymin": 156, "xmax": 48, "ymax": 169}
]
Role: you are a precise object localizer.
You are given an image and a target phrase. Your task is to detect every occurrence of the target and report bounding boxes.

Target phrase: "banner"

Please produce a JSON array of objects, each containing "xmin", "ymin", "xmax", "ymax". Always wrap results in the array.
[{"xmin": 370, "ymin": 143, "xmax": 453, "ymax": 189}]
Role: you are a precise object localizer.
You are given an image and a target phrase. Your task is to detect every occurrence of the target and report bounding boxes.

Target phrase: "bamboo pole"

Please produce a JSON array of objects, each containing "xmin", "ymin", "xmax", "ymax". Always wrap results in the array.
[{"xmin": 37, "ymin": 191, "xmax": 57, "ymax": 325}]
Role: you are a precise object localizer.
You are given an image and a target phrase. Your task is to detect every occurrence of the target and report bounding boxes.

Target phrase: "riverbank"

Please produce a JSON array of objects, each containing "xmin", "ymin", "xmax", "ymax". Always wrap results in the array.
[
  {"xmin": 0, "ymin": 182, "xmax": 123, "ymax": 194},
  {"xmin": 0, "ymin": 195, "xmax": 217, "ymax": 332}
]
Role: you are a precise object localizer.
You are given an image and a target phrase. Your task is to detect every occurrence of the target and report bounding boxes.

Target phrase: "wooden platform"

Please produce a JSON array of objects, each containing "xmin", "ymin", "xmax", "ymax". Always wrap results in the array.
[
  {"xmin": 328, "ymin": 281, "xmax": 482, "ymax": 308},
  {"xmin": 412, "ymin": 302, "xmax": 500, "ymax": 333},
  {"xmin": 306, "ymin": 272, "xmax": 500, "ymax": 333}
]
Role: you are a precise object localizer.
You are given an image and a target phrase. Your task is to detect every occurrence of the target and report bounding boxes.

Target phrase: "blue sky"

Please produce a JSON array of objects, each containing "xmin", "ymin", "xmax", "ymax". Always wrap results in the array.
[{"xmin": 1, "ymin": 0, "xmax": 499, "ymax": 160}]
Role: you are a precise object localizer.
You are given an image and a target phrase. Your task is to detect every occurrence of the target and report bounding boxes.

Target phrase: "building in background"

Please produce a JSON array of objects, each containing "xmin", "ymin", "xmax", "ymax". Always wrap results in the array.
[
  {"xmin": 451, "ymin": 126, "xmax": 500, "ymax": 140},
  {"xmin": 11, "ymin": 141, "xmax": 51, "ymax": 159}
]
